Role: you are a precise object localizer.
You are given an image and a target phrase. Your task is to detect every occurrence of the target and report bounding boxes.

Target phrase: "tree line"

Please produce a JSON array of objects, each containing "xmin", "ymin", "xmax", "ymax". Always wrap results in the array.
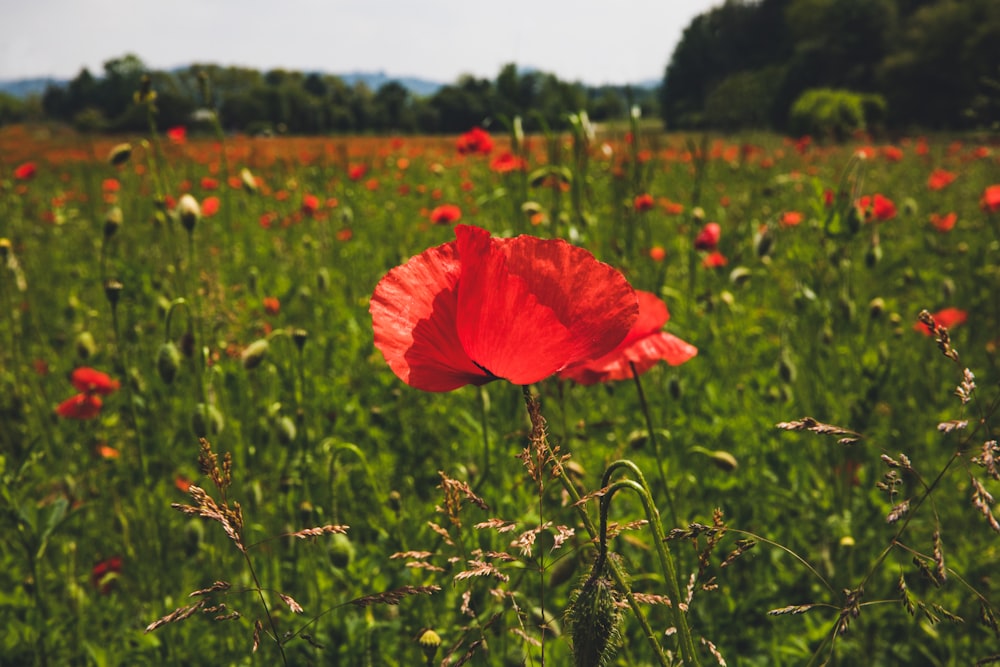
[
  {"xmin": 660, "ymin": 0, "xmax": 1000, "ymax": 132},
  {"xmin": 1, "ymin": 55, "xmax": 657, "ymax": 136}
]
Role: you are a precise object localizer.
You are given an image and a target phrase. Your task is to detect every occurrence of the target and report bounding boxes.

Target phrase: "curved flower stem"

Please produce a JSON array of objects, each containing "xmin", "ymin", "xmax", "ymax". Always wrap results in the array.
[
  {"xmin": 520, "ymin": 386, "xmax": 673, "ymax": 667},
  {"xmin": 629, "ymin": 362, "xmax": 679, "ymax": 527},
  {"xmin": 601, "ymin": 460, "xmax": 700, "ymax": 666}
]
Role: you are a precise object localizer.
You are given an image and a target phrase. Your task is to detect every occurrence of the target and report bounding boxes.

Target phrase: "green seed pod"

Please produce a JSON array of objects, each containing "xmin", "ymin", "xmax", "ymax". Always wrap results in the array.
[
  {"xmin": 708, "ymin": 450, "xmax": 738, "ymax": 471},
  {"xmin": 328, "ymin": 533, "xmax": 355, "ymax": 569},
  {"xmin": 869, "ymin": 297, "xmax": 886, "ymax": 320},
  {"xmin": 754, "ymin": 228, "xmax": 773, "ymax": 257},
  {"xmin": 729, "ymin": 266, "xmax": 752, "ymax": 286},
  {"xmin": 778, "ymin": 350, "xmax": 797, "ymax": 383},
  {"xmin": 316, "ymin": 267, "xmax": 330, "ymax": 292},
  {"xmin": 184, "ymin": 518, "xmax": 205, "ymax": 557},
  {"xmin": 567, "ymin": 562, "xmax": 622, "ymax": 667},
  {"xmin": 75, "ymin": 331, "xmax": 97, "ymax": 360},
  {"xmin": 690, "ymin": 206, "xmax": 705, "ymax": 223},
  {"xmin": 292, "ymin": 329, "xmax": 308, "ymax": 352},
  {"xmin": 156, "ymin": 341, "xmax": 182, "ymax": 384},
  {"xmin": 241, "ymin": 338, "xmax": 269, "ymax": 370},
  {"xmin": 418, "ymin": 629, "xmax": 441, "ymax": 663},
  {"xmin": 192, "ymin": 403, "xmax": 224, "ymax": 438},
  {"xmin": 865, "ymin": 242, "xmax": 883, "ymax": 268}
]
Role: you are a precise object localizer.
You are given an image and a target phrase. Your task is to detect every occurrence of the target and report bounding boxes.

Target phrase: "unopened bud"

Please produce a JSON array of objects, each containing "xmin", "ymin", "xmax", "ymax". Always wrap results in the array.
[
  {"xmin": 75, "ymin": 331, "xmax": 97, "ymax": 359},
  {"xmin": 869, "ymin": 297, "xmax": 885, "ymax": 320},
  {"xmin": 241, "ymin": 338, "xmax": 269, "ymax": 370},
  {"xmin": 691, "ymin": 206, "xmax": 705, "ymax": 222},
  {"xmin": 0, "ymin": 237, "xmax": 10, "ymax": 261},
  {"xmin": 104, "ymin": 280, "xmax": 123, "ymax": 307},
  {"xmin": 191, "ymin": 403, "xmax": 224, "ymax": 438},
  {"xmin": 292, "ymin": 328, "xmax": 308, "ymax": 352},
  {"xmin": 240, "ymin": 167, "xmax": 258, "ymax": 194},
  {"xmin": 108, "ymin": 143, "xmax": 133, "ymax": 167},
  {"xmin": 177, "ymin": 194, "xmax": 201, "ymax": 232},
  {"xmin": 418, "ymin": 629, "xmax": 441, "ymax": 663},
  {"xmin": 156, "ymin": 342, "xmax": 182, "ymax": 384},
  {"xmin": 104, "ymin": 206, "xmax": 123, "ymax": 239}
]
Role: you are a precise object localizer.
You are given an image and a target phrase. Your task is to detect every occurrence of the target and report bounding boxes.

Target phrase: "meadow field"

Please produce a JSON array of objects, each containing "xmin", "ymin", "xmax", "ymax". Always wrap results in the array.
[{"xmin": 1, "ymin": 113, "xmax": 999, "ymax": 666}]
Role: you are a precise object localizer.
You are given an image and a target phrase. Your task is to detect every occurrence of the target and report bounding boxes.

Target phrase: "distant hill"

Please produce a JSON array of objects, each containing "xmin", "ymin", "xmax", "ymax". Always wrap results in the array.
[{"xmin": 0, "ymin": 77, "xmax": 64, "ymax": 98}]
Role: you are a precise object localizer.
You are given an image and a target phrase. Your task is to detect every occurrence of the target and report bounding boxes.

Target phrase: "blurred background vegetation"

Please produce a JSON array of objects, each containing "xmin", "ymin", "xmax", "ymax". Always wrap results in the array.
[{"xmin": 1, "ymin": 0, "xmax": 997, "ymax": 136}]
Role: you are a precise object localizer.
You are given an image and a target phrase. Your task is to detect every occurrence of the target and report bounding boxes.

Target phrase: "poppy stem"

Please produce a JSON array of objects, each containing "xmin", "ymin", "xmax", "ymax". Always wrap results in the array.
[
  {"xmin": 472, "ymin": 385, "xmax": 492, "ymax": 494},
  {"xmin": 519, "ymin": 386, "xmax": 675, "ymax": 667},
  {"xmin": 629, "ymin": 362, "xmax": 679, "ymax": 528}
]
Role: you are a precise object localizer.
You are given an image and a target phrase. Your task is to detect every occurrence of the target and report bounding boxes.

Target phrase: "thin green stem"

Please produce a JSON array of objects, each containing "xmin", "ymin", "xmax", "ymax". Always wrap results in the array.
[{"xmin": 629, "ymin": 362, "xmax": 679, "ymax": 527}]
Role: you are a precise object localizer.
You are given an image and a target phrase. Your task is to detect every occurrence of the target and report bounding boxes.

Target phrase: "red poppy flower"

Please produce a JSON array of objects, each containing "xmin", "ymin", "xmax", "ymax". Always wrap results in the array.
[
  {"xmin": 559, "ymin": 291, "xmax": 696, "ymax": 385},
  {"xmin": 102, "ymin": 178, "xmax": 121, "ymax": 193},
  {"xmin": 200, "ymin": 177, "xmax": 219, "ymax": 190},
  {"xmin": 92, "ymin": 556, "xmax": 123, "ymax": 594},
  {"xmin": 660, "ymin": 198, "xmax": 684, "ymax": 215},
  {"xmin": 927, "ymin": 169, "xmax": 957, "ymax": 191},
  {"xmin": 633, "ymin": 193, "xmax": 655, "ymax": 213},
  {"xmin": 56, "ymin": 393, "xmax": 103, "ymax": 419},
  {"xmin": 982, "ymin": 185, "xmax": 1000, "ymax": 214},
  {"xmin": 914, "ymin": 307, "xmax": 967, "ymax": 335},
  {"xmin": 302, "ymin": 193, "xmax": 320, "ymax": 214},
  {"xmin": 14, "ymin": 162, "xmax": 37, "ymax": 180},
  {"xmin": 456, "ymin": 127, "xmax": 493, "ymax": 156},
  {"xmin": 694, "ymin": 222, "xmax": 721, "ymax": 251},
  {"xmin": 166, "ymin": 126, "xmax": 187, "ymax": 144},
  {"xmin": 263, "ymin": 296, "xmax": 280, "ymax": 315},
  {"xmin": 856, "ymin": 194, "xmax": 896, "ymax": 222},
  {"xmin": 648, "ymin": 246, "xmax": 666, "ymax": 262},
  {"xmin": 429, "ymin": 204, "xmax": 462, "ymax": 225},
  {"xmin": 702, "ymin": 251, "xmax": 728, "ymax": 268},
  {"xmin": 781, "ymin": 211, "xmax": 803, "ymax": 227},
  {"xmin": 348, "ymin": 164, "xmax": 367, "ymax": 181},
  {"xmin": 201, "ymin": 196, "xmax": 220, "ymax": 217},
  {"xmin": 929, "ymin": 212, "xmax": 957, "ymax": 233},
  {"xmin": 370, "ymin": 225, "xmax": 638, "ymax": 392},
  {"xmin": 71, "ymin": 367, "xmax": 120, "ymax": 395},
  {"xmin": 490, "ymin": 152, "xmax": 526, "ymax": 173},
  {"xmin": 882, "ymin": 146, "xmax": 903, "ymax": 162}
]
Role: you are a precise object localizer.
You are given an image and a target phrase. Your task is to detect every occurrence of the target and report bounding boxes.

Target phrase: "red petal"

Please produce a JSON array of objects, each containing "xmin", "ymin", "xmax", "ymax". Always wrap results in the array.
[
  {"xmin": 71, "ymin": 367, "xmax": 119, "ymax": 395},
  {"xmin": 455, "ymin": 226, "xmax": 637, "ymax": 385},
  {"xmin": 370, "ymin": 240, "xmax": 490, "ymax": 391},
  {"xmin": 56, "ymin": 393, "xmax": 103, "ymax": 419}
]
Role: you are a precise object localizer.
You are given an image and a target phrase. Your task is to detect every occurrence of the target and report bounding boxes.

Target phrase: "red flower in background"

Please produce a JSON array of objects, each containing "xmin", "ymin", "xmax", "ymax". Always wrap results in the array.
[
  {"xmin": 559, "ymin": 291, "xmax": 697, "ymax": 385},
  {"xmin": 857, "ymin": 194, "xmax": 896, "ymax": 222},
  {"xmin": 166, "ymin": 126, "xmax": 187, "ymax": 144},
  {"xmin": 702, "ymin": 251, "xmax": 728, "ymax": 268},
  {"xmin": 71, "ymin": 367, "xmax": 120, "ymax": 395},
  {"xmin": 92, "ymin": 556, "xmax": 123, "ymax": 594},
  {"xmin": 56, "ymin": 393, "xmax": 103, "ymax": 420},
  {"xmin": 14, "ymin": 162, "xmax": 37, "ymax": 180},
  {"xmin": 301, "ymin": 193, "xmax": 320, "ymax": 215},
  {"xmin": 456, "ymin": 127, "xmax": 493, "ymax": 156},
  {"xmin": 370, "ymin": 225, "xmax": 638, "ymax": 392},
  {"xmin": 781, "ymin": 211, "xmax": 804, "ymax": 227},
  {"xmin": 201, "ymin": 196, "xmax": 220, "ymax": 217},
  {"xmin": 490, "ymin": 152, "xmax": 526, "ymax": 173},
  {"xmin": 982, "ymin": 185, "xmax": 1000, "ymax": 214},
  {"xmin": 633, "ymin": 193, "xmax": 655, "ymax": 213},
  {"xmin": 347, "ymin": 164, "xmax": 367, "ymax": 181},
  {"xmin": 926, "ymin": 169, "xmax": 957, "ymax": 191},
  {"xmin": 263, "ymin": 297, "xmax": 280, "ymax": 315},
  {"xmin": 429, "ymin": 204, "xmax": 462, "ymax": 225},
  {"xmin": 694, "ymin": 222, "xmax": 721, "ymax": 250},
  {"xmin": 929, "ymin": 212, "xmax": 957, "ymax": 232},
  {"xmin": 914, "ymin": 307, "xmax": 967, "ymax": 335},
  {"xmin": 200, "ymin": 177, "xmax": 219, "ymax": 190}
]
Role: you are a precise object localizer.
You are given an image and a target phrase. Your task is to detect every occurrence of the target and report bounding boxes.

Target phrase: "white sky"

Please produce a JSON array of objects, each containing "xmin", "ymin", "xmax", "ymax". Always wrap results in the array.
[{"xmin": 0, "ymin": 0, "xmax": 722, "ymax": 85}]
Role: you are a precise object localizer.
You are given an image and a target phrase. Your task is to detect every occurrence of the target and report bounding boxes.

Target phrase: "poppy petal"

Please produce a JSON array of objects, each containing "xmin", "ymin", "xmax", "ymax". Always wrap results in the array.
[{"xmin": 371, "ymin": 240, "xmax": 490, "ymax": 391}]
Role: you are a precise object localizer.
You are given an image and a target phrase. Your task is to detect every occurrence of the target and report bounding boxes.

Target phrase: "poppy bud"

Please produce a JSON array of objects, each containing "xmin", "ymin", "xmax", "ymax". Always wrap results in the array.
[
  {"xmin": 702, "ymin": 449, "xmax": 738, "ymax": 471},
  {"xmin": 104, "ymin": 206, "xmax": 123, "ymax": 239},
  {"xmin": 108, "ymin": 143, "xmax": 133, "ymax": 166},
  {"xmin": 191, "ymin": 403, "xmax": 224, "ymax": 438},
  {"xmin": 668, "ymin": 375, "xmax": 682, "ymax": 400},
  {"xmin": 104, "ymin": 280, "xmax": 123, "ymax": 308},
  {"xmin": 75, "ymin": 331, "xmax": 97, "ymax": 359},
  {"xmin": 691, "ymin": 206, "xmax": 705, "ymax": 223},
  {"xmin": 316, "ymin": 268, "xmax": 330, "ymax": 292},
  {"xmin": 778, "ymin": 351, "xmax": 797, "ymax": 383},
  {"xmin": 567, "ymin": 560, "xmax": 622, "ymax": 667},
  {"xmin": 729, "ymin": 266, "xmax": 752, "ymax": 286},
  {"xmin": 418, "ymin": 629, "xmax": 442, "ymax": 663},
  {"xmin": 240, "ymin": 167, "xmax": 258, "ymax": 194},
  {"xmin": 276, "ymin": 415, "xmax": 296, "ymax": 444},
  {"xmin": 156, "ymin": 341, "xmax": 182, "ymax": 384},
  {"xmin": 328, "ymin": 533, "xmax": 355, "ymax": 569},
  {"xmin": 754, "ymin": 228, "xmax": 773, "ymax": 257},
  {"xmin": 869, "ymin": 297, "xmax": 885, "ymax": 320},
  {"xmin": 292, "ymin": 328, "xmax": 308, "ymax": 352},
  {"xmin": 177, "ymin": 194, "xmax": 201, "ymax": 232},
  {"xmin": 0, "ymin": 237, "xmax": 10, "ymax": 261},
  {"xmin": 941, "ymin": 278, "xmax": 955, "ymax": 301},
  {"xmin": 865, "ymin": 242, "xmax": 882, "ymax": 268},
  {"xmin": 241, "ymin": 339, "xmax": 269, "ymax": 370}
]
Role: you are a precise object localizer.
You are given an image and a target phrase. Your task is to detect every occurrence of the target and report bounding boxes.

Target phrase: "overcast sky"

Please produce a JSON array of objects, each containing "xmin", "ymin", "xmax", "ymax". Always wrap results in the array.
[{"xmin": 0, "ymin": 0, "xmax": 721, "ymax": 85}]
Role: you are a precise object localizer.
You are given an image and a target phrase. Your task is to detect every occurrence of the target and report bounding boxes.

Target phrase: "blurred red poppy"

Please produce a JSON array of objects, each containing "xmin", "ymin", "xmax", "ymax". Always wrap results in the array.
[
  {"xmin": 166, "ymin": 126, "xmax": 187, "ymax": 144},
  {"xmin": 456, "ymin": 127, "xmax": 493, "ymax": 156},
  {"xmin": 702, "ymin": 251, "xmax": 728, "ymax": 268},
  {"xmin": 926, "ymin": 169, "xmax": 957, "ymax": 191},
  {"xmin": 559, "ymin": 291, "xmax": 696, "ymax": 385},
  {"xmin": 302, "ymin": 193, "xmax": 320, "ymax": 214},
  {"xmin": 694, "ymin": 222, "xmax": 721, "ymax": 250},
  {"xmin": 263, "ymin": 297, "xmax": 280, "ymax": 315},
  {"xmin": 490, "ymin": 152, "xmax": 526, "ymax": 173},
  {"xmin": 781, "ymin": 211, "xmax": 803, "ymax": 227},
  {"xmin": 201, "ymin": 196, "xmax": 220, "ymax": 217},
  {"xmin": 857, "ymin": 194, "xmax": 896, "ymax": 222},
  {"xmin": 982, "ymin": 185, "xmax": 1000, "ymax": 214},
  {"xmin": 348, "ymin": 164, "xmax": 367, "ymax": 181},
  {"xmin": 92, "ymin": 556, "xmax": 123, "ymax": 594},
  {"xmin": 71, "ymin": 367, "xmax": 120, "ymax": 395},
  {"xmin": 633, "ymin": 193, "xmax": 655, "ymax": 213},
  {"xmin": 649, "ymin": 246, "xmax": 666, "ymax": 262},
  {"xmin": 914, "ymin": 307, "xmax": 967, "ymax": 335},
  {"xmin": 56, "ymin": 393, "xmax": 103, "ymax": 419},
  {"xmin": 200, "ymin": 177, "xmax": 219, "ymax": 190},
  {"xmin": 929, "ymin": 212, "xmax": 957, "ymax": 232},
  {"xmin": 429, "ymin": 204, "xmax": 462, "ymax": 225},
  {"xmin": 14, "ymin": 162, "xmax": 37, "ymax": 180},
  {"xmin": 370, "ymin": 225, "xmax": 638, "ymax": 392}
]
